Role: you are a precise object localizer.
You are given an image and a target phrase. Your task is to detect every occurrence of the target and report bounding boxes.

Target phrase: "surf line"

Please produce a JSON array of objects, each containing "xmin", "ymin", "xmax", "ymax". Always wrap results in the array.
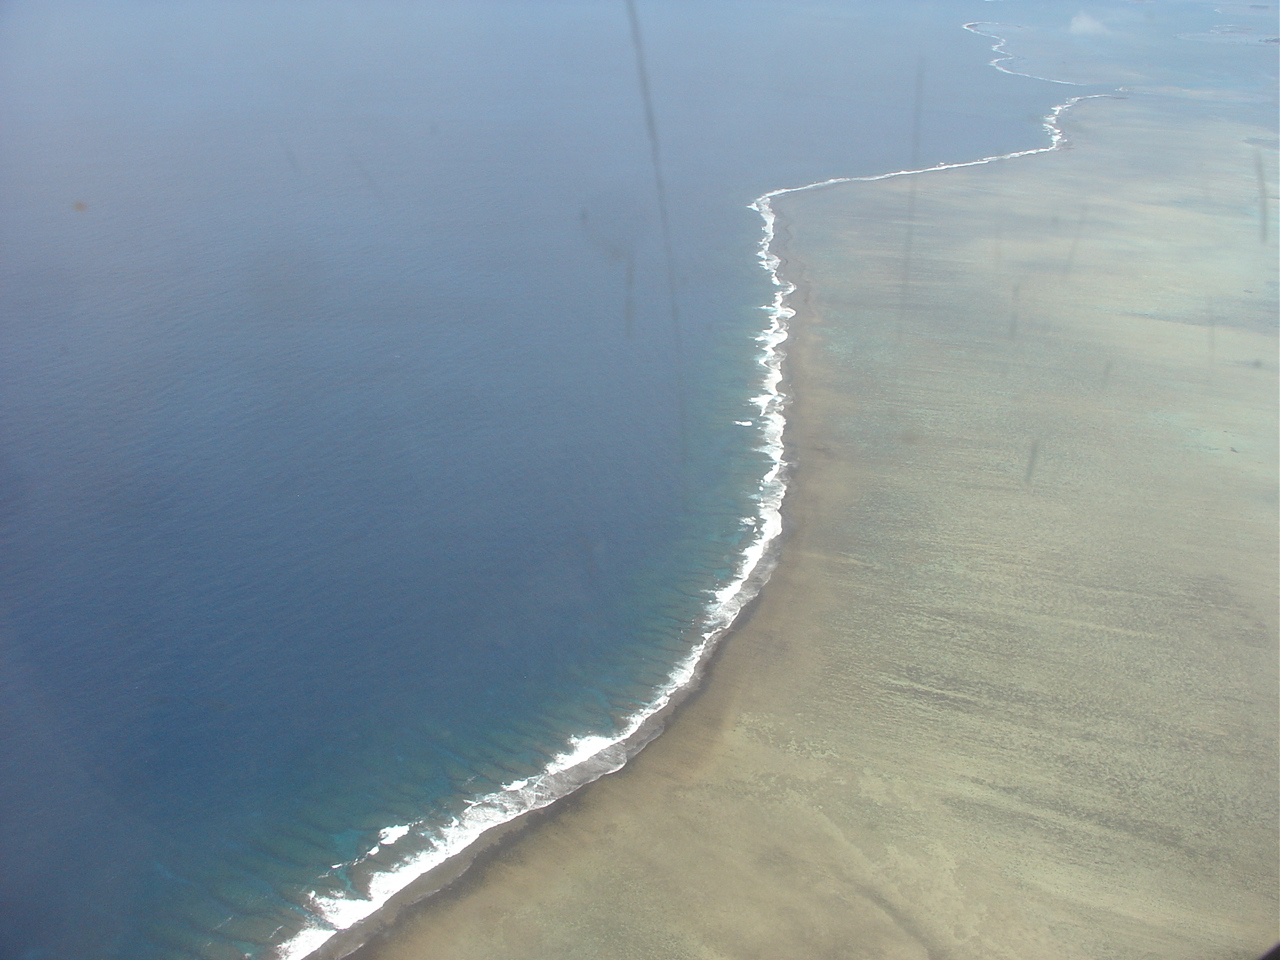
[
  {"xmin": 282, "ymin": 305, "xmax": 792, "ymax": 960},
  {"xmin": 964, "ymin": 20, "xmax": 1086, "ymax": 86},
  {"xmin": 748, "ymin": 89, "xmax": 1114, "ymax": 331}
]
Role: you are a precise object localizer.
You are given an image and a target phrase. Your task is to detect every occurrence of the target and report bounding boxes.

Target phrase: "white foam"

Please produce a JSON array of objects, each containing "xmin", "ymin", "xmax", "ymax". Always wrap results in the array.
[
  {"xmin": 377, "ymin": 824, "xmax": 411, "ymax": 846},
  {"xmin": 748, "ymin": 90, "xmax": 1110, "ymax": 229},
  {"xmin": 279, "ymin": 28, "xmax": 1109, "ymax": 960},
  {"xmin": 277, "ymin": 265, "xmax": 794, "ymax": 958},
  {"xmin": 964, "ymin": 21, "xmax": 1085, "ymax": 86}
]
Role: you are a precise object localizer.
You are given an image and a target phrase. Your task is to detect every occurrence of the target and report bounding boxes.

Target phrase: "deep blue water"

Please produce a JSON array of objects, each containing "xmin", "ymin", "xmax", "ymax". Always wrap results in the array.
[{"xmin": 1, "ymin": 2, "xmax": 1269, "ymax": 958}]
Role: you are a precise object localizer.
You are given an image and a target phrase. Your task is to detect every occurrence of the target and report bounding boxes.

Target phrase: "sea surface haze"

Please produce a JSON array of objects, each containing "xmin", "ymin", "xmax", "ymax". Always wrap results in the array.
[{"xmin": 4, "ymin": 1, "xmax": 1248, "ymax": 957}]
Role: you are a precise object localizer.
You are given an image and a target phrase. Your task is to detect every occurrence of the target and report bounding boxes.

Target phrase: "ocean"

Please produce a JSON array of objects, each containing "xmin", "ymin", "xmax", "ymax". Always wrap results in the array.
[{"xmin": 0, "ymin": 2, "xmax": 1271, "ymax": 958}]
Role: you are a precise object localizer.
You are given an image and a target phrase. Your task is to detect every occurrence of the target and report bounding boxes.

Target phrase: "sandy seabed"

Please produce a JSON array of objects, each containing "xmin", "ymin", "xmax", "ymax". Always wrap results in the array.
[{"xmin": 351, "ymin": 90, "xmax": 1279, "ymax": 960}]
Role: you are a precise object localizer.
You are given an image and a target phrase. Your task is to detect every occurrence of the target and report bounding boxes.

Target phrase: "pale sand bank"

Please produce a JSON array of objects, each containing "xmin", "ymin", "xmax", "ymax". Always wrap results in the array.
[{"xmin": 355, "ymin": 93, "xmax": 1279, "ymax": 960}]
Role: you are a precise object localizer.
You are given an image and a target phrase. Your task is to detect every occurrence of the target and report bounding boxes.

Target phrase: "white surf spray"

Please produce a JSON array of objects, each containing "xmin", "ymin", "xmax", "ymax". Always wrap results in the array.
[
  {"xmin": 965, "ymin": 20, "xmax": 1087, "ymax": 85},
  {"xmin": 278, "ymin": 305, "xmax": 791, "ymax": 959}
]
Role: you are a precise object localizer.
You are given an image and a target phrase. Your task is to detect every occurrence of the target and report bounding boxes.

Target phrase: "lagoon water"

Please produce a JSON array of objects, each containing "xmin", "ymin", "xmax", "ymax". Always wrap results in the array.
[{"xmin": 0, "ymin": 2, "xmax": 1271, "ymax": 959}]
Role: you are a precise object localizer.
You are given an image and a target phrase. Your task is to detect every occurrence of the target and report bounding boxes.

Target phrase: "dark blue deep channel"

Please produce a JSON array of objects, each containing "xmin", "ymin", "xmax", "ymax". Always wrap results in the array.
[{"xmin": 0, "ymin": 1, "xmax": 1094, "ymax": 957}]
